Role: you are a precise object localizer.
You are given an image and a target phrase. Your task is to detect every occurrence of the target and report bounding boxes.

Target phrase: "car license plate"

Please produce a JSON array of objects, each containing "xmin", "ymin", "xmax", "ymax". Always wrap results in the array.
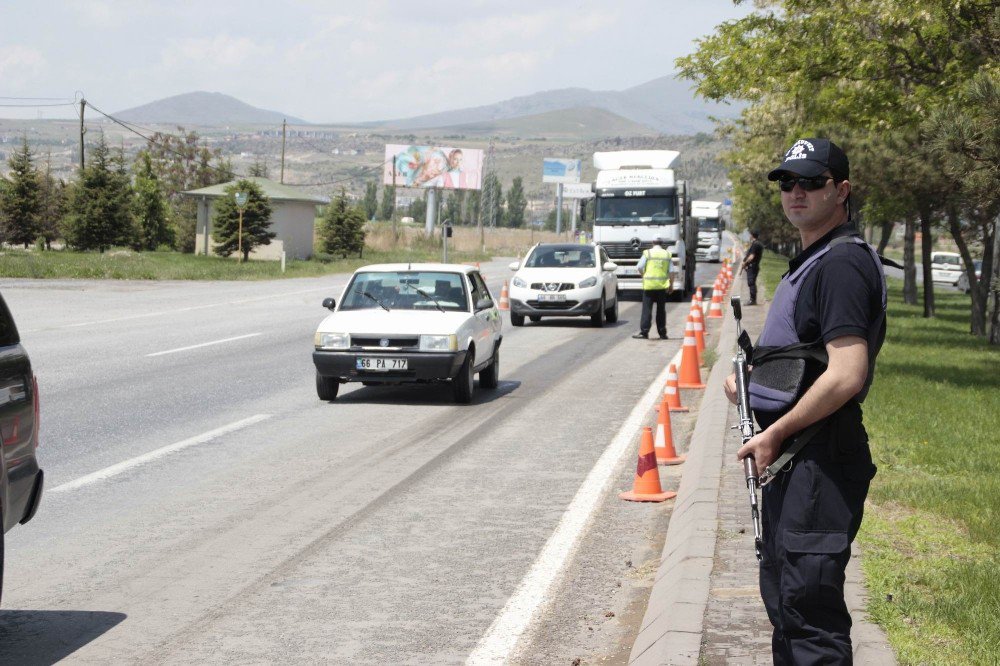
[
  {"xmin": 537, "ymin": 293, "xmax": 566, "ymax": 302},
  {"xmin": 356, "ymin": 357, "xmax": 407, "ymax": 371}
]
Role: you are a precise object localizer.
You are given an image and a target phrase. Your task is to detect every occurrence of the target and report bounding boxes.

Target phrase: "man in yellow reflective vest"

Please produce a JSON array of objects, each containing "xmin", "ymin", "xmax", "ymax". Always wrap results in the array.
[{"xmin": 633, "ymin": 238, "xmax": 672, "ymax": 339}]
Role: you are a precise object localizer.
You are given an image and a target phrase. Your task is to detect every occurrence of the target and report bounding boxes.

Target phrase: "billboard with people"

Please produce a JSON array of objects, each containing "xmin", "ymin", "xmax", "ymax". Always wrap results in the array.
[{"xmin": 383, "ymin": 145, "xmax": 484, "ymax": 190}]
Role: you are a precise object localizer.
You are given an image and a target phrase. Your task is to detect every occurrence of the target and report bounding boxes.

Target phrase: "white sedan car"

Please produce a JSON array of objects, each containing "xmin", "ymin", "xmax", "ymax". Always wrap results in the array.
[
  {"xmin": 507, "ymin": 243, "xmax": 619, "ymax": 327},
  {"xmin": 313, "ymin": 264, "xmax": 502, "ymax": 404}
]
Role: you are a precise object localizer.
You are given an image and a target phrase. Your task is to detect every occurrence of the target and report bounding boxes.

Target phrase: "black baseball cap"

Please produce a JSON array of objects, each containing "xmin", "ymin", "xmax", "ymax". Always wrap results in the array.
[{"xmin": 767, "ymin": 138, "xmax": 849, "ymax": 181}]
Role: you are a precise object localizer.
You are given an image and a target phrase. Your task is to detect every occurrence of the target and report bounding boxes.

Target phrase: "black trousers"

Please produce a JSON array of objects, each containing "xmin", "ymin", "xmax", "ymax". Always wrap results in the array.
[
  {"xmin": 759, "ymin": 406, "xmax": 876, "ymax": 665},
  {"xmin": 639, "ymin": 289, "xmax": 667, "ymax": 336},
  {"xmin": 746, "ymin": 264, "xmax": 759, "ymax": 302}
]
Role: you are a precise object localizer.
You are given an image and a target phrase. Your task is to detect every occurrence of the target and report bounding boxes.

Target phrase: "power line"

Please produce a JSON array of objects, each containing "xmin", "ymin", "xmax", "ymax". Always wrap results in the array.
[{"xmin": 0, "ymin": 102, "xmax": 76, "ymax": 108}]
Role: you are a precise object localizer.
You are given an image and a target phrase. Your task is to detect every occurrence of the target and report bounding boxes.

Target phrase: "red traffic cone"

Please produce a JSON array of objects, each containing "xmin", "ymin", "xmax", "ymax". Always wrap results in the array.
[{"xmin": 620, "ymin": 427, "xmax": 676, "ymax": 502}]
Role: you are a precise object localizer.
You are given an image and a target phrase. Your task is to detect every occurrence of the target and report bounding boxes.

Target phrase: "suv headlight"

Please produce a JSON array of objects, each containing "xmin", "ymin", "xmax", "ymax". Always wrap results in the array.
[
  {"xmin": 419, "ymin": 334, "xmax": 458, "ymax": 351},
  {"xmin": 512, "ymin": 276, "xmax": 527, "ymax": 288},
  {"xmin": 315, "ymin": 332, "xmax": 350, "ymax": 350},
  {"xmin": 578, "ymin": 276, "xmax": 598, "ymax": 288}
]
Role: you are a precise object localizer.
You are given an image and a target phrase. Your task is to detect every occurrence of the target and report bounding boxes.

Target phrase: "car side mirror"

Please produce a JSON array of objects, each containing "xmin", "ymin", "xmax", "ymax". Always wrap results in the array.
[
  {"xmin": 508, "ymin": 261, "xmax": 520, "ymax": 271},
  {"xmin": 475, "ymin": 297, "xmax": 494, "ymax": 311},
  {"xmin": 322, "ymin": 297, "xmax": 336, "ymax": 310},
  {"xmin": 603, "ymin": 261, "xmax": 618, "ymax": 272}
]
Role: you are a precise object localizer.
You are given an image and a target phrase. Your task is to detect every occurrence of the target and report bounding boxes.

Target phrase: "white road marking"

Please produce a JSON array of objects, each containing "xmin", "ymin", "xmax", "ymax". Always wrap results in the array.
[
  {"xmin": 466, "ymin": 357, "xmax": 677, "ymax": 665},
  {"xmin": 146, "ymin": 333, "xmax": 262, "ymax": 357},
  {"xmin": 49, "ymin": 414, "xmax": 272, "ymax": 493}
]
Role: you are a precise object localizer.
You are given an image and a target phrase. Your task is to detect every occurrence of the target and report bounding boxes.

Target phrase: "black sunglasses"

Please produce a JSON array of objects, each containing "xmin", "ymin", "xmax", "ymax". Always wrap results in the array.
[{"xmin": 778, "ymin": 176, "xmax": 832, "ymax": 192}]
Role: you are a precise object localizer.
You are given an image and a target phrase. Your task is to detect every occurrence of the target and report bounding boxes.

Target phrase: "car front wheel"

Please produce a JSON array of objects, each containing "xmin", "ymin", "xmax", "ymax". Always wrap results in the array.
[
  {"xmin": 453, "ymin": 350, "xmax": 475, "ymax": 404},
  {"xmin": 479, "ymin": 348, "xmax": 499, "ymax": 389},
  {"xmin": 316, "ymin": 372, "xmax": 340, "ymax": 401}
]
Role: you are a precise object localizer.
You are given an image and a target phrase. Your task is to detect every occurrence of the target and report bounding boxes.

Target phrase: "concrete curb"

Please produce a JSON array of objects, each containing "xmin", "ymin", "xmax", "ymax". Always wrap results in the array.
[{"xmin": 629, "ymin": 295, "xmax": 738, "ymax": 665}]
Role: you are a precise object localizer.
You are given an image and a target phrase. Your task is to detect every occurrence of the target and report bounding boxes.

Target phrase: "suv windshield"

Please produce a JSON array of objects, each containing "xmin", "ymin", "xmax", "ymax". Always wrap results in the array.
[
  {"xmin": 340, "ymin": 271, "xmax": 468, "ymax": 311},
  {"xmin": 525, "ymin": 246, "xmax": 596, "ymax": 268},
  {"xmin": 933, "ymin": 254, "xmax": 961, "ymax": 267}
]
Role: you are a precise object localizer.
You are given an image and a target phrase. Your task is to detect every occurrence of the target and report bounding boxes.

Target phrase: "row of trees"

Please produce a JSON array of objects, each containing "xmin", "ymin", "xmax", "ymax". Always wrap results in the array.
[
  {"xmin": 357, "ymin": 175, "xmax": 531, "ymax": 228},
  {"xmin": 678, "ymin": 0, "xmax": 1000, "ymax": 342}
]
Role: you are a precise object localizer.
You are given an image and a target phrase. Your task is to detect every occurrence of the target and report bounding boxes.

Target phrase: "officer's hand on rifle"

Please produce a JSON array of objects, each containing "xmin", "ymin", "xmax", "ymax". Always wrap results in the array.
[
  {"xmin": 737, "ymin": 428, "xmax": 782, "ymax": 477},
  {"xmin": 723, "ymin": 372, "xmax": 739, "ymax": 404}
]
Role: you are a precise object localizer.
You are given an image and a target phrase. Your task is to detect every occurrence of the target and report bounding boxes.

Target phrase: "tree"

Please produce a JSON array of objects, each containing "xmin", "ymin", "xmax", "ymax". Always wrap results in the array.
[
  {"xmin": 132, "ymin": 152, "xmax": 174, "ymax": 251},
  {"xmin": 444, "ymin": 190, "xmax": 465, "ymax": 225},
  {"xmin": 380, "ymin": 184, "xmax": 395, "ymax": 221},
  {"xmin": 0, "ymin": 137, "xmax": 41, "ymax": 248},
  {"xmin": 480, "ymin": 173, "xmax": 503, "ymax": 228},
  {"xmin": 63, "ymin": 134, "xmax": 135, "ymax": 252},
  {"xmin": 37, "ymin": 155, "xmax": 67, "ymax": 249},
  {"xmin": 248, "ymin": 158, "xmax": 269, "ymax": 178},
  {"xmin": 363, "ymin": 181, "xmax": 378, "ymax": 221},
  {"xmin": 319, "ymin": 191, "xmax": 366, "ymax": 258},
  {"xmin": 505, "ymin": 177, "xmax": 527, "ymax": 228},
  {"xmin": 212, "ymin": 180, "xmax": 274, "ymax": 261}
]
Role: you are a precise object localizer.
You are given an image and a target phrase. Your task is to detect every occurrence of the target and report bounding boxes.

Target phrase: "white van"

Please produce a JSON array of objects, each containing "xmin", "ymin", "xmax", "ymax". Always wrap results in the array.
[{"xmin": 930, "ymin": 252, "xmax": 963, "ymax": 285}]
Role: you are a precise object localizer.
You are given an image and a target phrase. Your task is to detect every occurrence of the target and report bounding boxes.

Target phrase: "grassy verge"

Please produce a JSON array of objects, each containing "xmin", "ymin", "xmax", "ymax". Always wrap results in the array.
[
  {"xmin": 759, "ymin": 252, "xmax": 1000, "ymax": 665},
  {"xmin": 0, "ymin": 245, "xmax": 491, "ymax": 281}
]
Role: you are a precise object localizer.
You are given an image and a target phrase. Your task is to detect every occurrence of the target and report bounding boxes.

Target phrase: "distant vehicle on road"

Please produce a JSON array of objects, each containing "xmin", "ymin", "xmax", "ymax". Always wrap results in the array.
[
  {"xmin": 312, "ymin": 264, "xmax": 502, "ymax": 404},
  {"xmin": 957, "ymin": 259, "xmax": 983, "ymax": 294},
  {"xmin": 0, "ymin": 292, "xmax": 44, "ymax": 604},
  {"xmin": 691, "ymin": 200, "xmax": 723, "ymax": 263},
  {"xmin": 507, "ymin": 243, "xmax": 619, "ymax": 327},
  {"xmin": 930, "ymin": 251, "xmax": 963, "ymax": 286}
]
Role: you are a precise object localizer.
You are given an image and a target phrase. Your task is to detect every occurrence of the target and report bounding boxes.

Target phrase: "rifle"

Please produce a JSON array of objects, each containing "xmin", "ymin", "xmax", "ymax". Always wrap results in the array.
[{"xmin": 731, "ymin": 296, "xmax": 763, "ymax": 561}]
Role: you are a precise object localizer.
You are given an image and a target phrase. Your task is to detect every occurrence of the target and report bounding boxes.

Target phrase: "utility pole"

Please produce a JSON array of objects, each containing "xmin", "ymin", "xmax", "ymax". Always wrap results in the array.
[
  {"xmin": 78, "ymin": 98, "xmax": 86, "ymax": 171},
  {"xmin": 478, "ymin": 137, "xmax": 497, "ymax": 252},
  {"xmin": 280, "ymin": 119, "xmax": 287, "ymax": 184}
]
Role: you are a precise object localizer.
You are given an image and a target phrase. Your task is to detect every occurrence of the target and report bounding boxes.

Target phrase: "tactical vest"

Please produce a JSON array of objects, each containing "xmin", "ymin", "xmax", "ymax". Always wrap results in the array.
[
  {"xmin": 748, "ymin": 235, "xmax": 887, "ymax": 416},
  {"xmin": 641, "ymin": 246, "xmax": 671, "ymax": 290}
]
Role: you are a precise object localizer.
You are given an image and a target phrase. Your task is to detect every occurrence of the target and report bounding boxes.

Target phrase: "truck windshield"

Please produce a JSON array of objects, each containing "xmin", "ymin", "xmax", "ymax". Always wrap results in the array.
[
  {"xmin": 595, "ymin": 196, "xmax": 676, "ymax": 225},
  {"xmin": 698, "ymin": 219, "xmax": 722, "ymax": 232}
]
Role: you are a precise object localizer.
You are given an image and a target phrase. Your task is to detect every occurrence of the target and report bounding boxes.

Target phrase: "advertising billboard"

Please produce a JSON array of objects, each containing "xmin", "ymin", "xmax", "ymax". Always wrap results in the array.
[
  {"xmin": 561, "ymin": 183, "xmax": 595, "ymax": 199},
  {"xmin": 542, "ymin": 158, "xmax": 582, "ymax": 184},
  {"xmin": 384, "ymin": 144, "xmax": 483, "ymax": 190}
]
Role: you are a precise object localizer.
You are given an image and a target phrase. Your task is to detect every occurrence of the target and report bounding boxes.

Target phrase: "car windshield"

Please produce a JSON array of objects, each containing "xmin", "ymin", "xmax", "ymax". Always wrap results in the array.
[
  {"xmin": 340, "ymin": 271, "xmax": 468, "ymax": 311},
  {"xmin": 524, "ymin": 246, "xmax": 596, "ymax": 268},
  {"xmin": 933, "ymin": 254, "xmax": 961, "ymax": 267}
]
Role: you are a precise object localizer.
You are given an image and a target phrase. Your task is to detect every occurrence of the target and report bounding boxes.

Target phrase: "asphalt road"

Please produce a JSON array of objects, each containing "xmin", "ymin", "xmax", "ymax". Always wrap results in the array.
[{"xmin": 0, "ymin": 255, "xmax": 725, "ymax": 664}]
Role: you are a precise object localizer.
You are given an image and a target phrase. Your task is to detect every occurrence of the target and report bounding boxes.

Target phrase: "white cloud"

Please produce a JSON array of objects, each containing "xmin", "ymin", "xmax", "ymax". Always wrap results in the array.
[
  {"xmin": 0, "ymin": 46, "xmax": 46, "ymax": 84},
  {"xmin": 160, "ymin": 34, "xmax": 266, "ymax": 69}
]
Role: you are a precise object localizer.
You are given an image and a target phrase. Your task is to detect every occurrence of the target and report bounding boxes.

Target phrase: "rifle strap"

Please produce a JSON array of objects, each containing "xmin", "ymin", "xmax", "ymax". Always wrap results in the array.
[{"xmin": 759, "ymin": 418, "xmax": 827, "ymax": 486}]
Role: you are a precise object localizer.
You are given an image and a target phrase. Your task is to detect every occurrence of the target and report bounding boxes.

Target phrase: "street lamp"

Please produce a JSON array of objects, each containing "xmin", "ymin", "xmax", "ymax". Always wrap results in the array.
[{"xmin": 234, "ymin": 191, "xmax": 249, "ymax": 263}]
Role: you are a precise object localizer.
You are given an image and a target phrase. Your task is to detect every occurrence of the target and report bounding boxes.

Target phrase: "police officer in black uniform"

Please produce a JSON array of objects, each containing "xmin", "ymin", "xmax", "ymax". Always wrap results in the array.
[
  {"xmin": 724, "ymin": 138, "xmax": 886, "ymax": 664},
  {"xmin": 741, "ymin": 230, "xmax": 763, "ymax": 304}
]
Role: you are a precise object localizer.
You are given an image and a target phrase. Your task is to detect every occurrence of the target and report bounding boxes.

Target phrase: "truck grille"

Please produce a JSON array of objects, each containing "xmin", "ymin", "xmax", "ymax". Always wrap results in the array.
[{"xmin": 601, "ymin": 242, "xmax": 655, "ymax": 259}]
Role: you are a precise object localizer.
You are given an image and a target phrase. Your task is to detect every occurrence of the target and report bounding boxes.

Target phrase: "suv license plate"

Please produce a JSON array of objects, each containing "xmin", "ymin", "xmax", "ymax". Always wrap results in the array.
[
  {"xmin": 356, "ymin": 357, "xmax": 407, "ymax": 371},
  {"xmin": 537, "ymin": 293, "xmax": 566, "ymax": 302}
]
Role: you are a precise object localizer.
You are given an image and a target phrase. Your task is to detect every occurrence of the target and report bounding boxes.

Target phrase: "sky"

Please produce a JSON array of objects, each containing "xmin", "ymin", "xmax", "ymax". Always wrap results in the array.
[{"xmin": 1, "ymin": 1, "xmax": 753, "ymax": 124}]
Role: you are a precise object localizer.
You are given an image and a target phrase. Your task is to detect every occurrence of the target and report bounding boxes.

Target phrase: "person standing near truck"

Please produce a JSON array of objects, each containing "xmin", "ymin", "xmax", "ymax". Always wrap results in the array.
[
  {"xmin": 741, "ymin": 230, "xmax": 763, "ymax": 305},
  {"xmin": 632, "ymin": 238, "xmax": 671, "ymax": 339},
  {"xmin": 724, "ymin": 138, "xmax": 886, "ymax": 664}
]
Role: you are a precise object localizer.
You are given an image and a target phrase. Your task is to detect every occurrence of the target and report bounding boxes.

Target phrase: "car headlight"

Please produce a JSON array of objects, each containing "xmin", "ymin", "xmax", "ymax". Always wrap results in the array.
[
  {"xmin": 315, "ymin": 332, "xmax": 350, "ymax": 350},
  {"xmin": 419, "ymin": 334, "xmax": 458, "ymax": 351},
  {"xmin": 578, "ymin": 276, "xmax": 598, "ymax": 288},
  {"xmin": 512, "ymin": 276, "xmax": 527, "ymax": 288}
]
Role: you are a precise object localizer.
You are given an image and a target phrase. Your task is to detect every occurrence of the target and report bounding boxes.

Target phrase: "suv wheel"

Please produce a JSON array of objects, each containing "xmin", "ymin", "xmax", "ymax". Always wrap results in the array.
[
  {"xmin": 510, "ymin": 312, "xmax": 525, "ymax": 327},
  {"xmin": 479, "ymin": 348, "xmax": 499, "ymax": 389},
  {"xmin": 316, "ymin": 372, "xmax": 340, "ymax": 401},
  {"xmin": 591, "ymin": 296, "xmax": 605, "ymax": 327},
  {"xmin": 605, "ymin": 294, "xmax": 619, "ymax": 323},
  {"xmin": 453, "ymin": 350, "xmax": 475, "ymax": 404}
]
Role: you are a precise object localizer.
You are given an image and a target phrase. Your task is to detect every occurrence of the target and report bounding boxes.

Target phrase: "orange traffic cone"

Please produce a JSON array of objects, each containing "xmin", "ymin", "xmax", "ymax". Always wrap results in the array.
[
  {"xmin": 686, "ymin": 314, "xmax": 703, "ymax": 366},
  {"xmin": 707, "ymin": 280, "xmax": 724, "ymax": 319},
  {"xmin": 678, "ymin": 318, "xmax": 706, "ymax": 389},
  {"xmin": 691, "ymin": 307, "xmax": 706, "ymax": 354},
  {"xmin": 654, "ymin": 396, "xmax": 686, "ymax": 465},
  {"xmin": 663, "ymin": 363, "xmax": 688, "ymax": 412},
  {"xmin": 620, "ymin": 427, "xmax": 676, "ymax": 502},
  {"xmin": 498, "ymin": 280, "xmax": 510, "ymax": 311}
]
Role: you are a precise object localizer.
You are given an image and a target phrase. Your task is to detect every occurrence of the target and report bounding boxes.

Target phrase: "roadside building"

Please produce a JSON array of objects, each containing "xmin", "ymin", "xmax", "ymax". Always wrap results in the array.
[{"xmin": 182, "ymin": 177, "xmax": 328, "ymax": 260}]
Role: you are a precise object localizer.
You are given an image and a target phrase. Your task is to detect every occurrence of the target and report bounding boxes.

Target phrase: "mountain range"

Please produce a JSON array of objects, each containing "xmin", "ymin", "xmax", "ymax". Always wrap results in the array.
[{"xmin": 113, "ymin": 74, "xmax": 740, "ymax": 136}]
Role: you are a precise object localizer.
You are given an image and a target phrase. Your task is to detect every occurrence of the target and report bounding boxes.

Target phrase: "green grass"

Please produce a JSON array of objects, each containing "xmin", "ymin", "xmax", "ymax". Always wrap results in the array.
[
  {"xmin": 0, "ymin": 246, "xmax": 490, "ymax": 281},
  {"xmin": 759, "ymin": 252, "xmax": 1000, "ymax": 665}
]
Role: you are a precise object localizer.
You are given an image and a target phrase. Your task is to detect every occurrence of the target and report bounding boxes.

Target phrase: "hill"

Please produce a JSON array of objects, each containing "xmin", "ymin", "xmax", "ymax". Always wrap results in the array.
[
  {"xmin": 364, "ymin": 74, "xmax": 741, "ymax": 135},
  {"xmin": 114, "ymin": 91, "xmax": 305, "ymax": 126},
  {"xmin": 442, "ymin": 107, "xmax": 658, "ymax": 139}
]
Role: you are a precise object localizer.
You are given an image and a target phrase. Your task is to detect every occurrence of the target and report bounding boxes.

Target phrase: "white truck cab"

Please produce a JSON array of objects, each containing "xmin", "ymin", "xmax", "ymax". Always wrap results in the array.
[{"xmin": 691, "ymin": 200, "xmax": 723, "ymax": 263}]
